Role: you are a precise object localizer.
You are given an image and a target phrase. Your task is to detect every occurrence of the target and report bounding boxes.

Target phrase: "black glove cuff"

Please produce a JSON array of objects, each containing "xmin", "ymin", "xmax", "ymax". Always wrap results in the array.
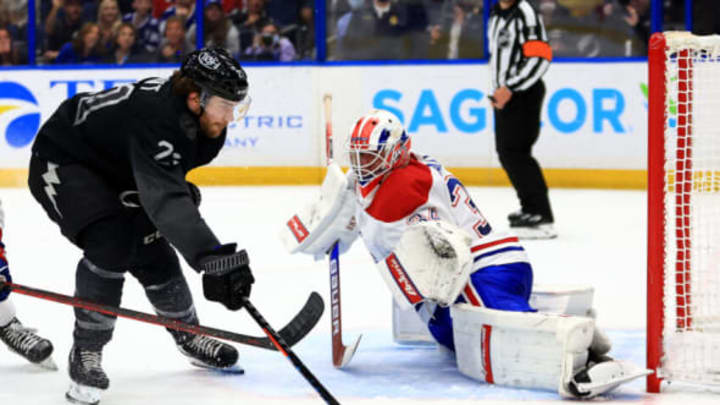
[{"xmin": 201, "ymin": 249, "xmax": 249, "ymax": 275}]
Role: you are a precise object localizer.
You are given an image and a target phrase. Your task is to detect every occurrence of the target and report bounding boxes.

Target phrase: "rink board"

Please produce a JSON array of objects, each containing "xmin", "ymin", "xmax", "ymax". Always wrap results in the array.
[{"xmin": 0, "ymin": 62, "xmax": 647, "ymax": 188}]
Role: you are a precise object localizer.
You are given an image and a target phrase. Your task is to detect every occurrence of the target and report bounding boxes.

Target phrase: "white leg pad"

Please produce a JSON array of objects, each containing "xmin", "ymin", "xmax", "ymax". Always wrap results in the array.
[{"xmin": 451, "ymin": 304, "xmax": 593, "ymax": 394}]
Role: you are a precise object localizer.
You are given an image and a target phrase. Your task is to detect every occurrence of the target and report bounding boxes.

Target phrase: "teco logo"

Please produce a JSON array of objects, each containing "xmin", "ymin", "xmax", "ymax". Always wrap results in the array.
[{"xmin": 0, "ymin": 82, "xmax": 40, "ymax": 148}]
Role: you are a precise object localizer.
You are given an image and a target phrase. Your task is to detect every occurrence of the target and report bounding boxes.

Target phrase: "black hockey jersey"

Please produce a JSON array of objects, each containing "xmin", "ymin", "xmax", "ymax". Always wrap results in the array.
[{"xmin": 31, "ymin": 77, "xmax": 226, "ymax": 270}]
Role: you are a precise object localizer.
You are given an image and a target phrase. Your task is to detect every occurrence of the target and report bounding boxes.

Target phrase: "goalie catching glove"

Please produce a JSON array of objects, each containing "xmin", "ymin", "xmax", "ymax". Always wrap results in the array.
[{"xmin": 199, "ymin": 243, "xmax": 254, "ymax": 310}]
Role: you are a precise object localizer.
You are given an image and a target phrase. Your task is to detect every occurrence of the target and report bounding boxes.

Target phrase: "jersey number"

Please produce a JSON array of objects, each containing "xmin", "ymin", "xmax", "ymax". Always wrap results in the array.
[
  {"xmin": 74, "ymin": 84, "xmax": 134, "ymax": 125},
  {"xmin": 446, "ymin": 176, "xmax": 492, "ymax": 237},
  {"xmin": 73, "ymin": 79, "xmax": 164, "ymax": 126}
]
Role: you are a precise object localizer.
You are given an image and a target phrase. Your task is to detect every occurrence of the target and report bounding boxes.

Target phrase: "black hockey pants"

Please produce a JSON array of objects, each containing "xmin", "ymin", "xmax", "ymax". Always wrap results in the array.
[{"xmin": 28, "ymin": 156, "xmax": 198, "ymax": 350}]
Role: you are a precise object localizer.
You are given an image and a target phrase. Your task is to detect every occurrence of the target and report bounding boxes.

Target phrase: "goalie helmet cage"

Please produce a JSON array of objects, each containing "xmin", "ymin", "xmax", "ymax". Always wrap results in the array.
[{"xmin": 647, "ymin": 31, "xmax": 720, "ymax": 393}]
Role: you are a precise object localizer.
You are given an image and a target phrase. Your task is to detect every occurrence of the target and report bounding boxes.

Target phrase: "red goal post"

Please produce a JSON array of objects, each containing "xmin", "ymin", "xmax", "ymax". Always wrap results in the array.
[{"xmin": 647, "ymin": 31, "xmax": 720, "ymax": 393}]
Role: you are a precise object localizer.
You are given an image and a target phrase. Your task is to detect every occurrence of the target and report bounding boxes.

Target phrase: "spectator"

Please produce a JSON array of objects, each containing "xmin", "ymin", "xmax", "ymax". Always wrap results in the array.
[
  {"xmin": 159, "ymin": 0, "xmax": 196, "ymax": 32},
  {"xmin": 428, "ymin": 0, "xmax": 484, "ymax": 59},
  {"xmin": 105, "ymin": 21, "xmax": 146, "ymax": 63},
  {"xmin": 233, "ymin": 0, "xmax": 269, "ymax": 48},
  {"xmin": 294, "ymin": 1, "xmax": 315, "ymax": 60},
  {"xmin": 1, "ymin": 0, "xmax": 28, "ymax": 42},
  {"xmin": 123, "ymin": 0, "xmax": 161, "ymax": 53},
  {"xmin": 55, "ymin": 21, "xmax": 103, "ymax": 63},
  {"xmin": 97, "ymin": 0, "xmax": 123, "ymax": 53},
  {"xmin": 153, "ymin": 0, "xmax": 172, "ymax": 18},
  {"xmin": 621, "ymin": 0, "xmax": 650, "ymax": 53},
  {"xmin": 188, "ymin": 0, "xmax": 240, "ymax": 55},
  {"xmin": 0, "ymin": 26, "xmax": 28, "ymax": 65},
  {"xmin": 44, "ymin": 0, "xmax": 86, "ymax": 62},
  {"xmin": 155, "ymin": 14, "xmax": 193, "ymax": 62},
  {"xmin": 336, "ymin": 0, "xmax": 406, "ymax": 60},
  {"xmin": 244, "ymin": 19, "xmax": 296, "ymax": 61}
]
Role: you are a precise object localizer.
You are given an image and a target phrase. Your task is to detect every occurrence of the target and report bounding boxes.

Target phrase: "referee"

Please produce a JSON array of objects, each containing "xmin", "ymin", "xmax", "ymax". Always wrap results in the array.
[{"xmin": 488, "ymin": 0, "xmax": 556, "ymax": 239}]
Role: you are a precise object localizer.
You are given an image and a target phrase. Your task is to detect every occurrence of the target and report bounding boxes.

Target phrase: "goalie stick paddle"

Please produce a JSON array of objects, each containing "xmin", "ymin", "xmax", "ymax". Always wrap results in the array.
[
  {"xmin": 329, "ymin": 242, "xmax": 362, "ymax": 368},
  {"xmin": 323, "ymin": 93, "xmax": 362, "ymax": 368},
  {"xmin": 0, "ymin": 281, "xmax": 323, "ymax": 351},
  {"xmin": 243, "ymin": 296, "xmax": 340, "ymax": 405}
]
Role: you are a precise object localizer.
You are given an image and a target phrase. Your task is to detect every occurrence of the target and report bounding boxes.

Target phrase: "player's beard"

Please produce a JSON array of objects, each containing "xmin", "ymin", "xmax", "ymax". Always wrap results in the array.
[{"xmin": 198, "ymin": 114, "xmax": 227, "ymax": 139}]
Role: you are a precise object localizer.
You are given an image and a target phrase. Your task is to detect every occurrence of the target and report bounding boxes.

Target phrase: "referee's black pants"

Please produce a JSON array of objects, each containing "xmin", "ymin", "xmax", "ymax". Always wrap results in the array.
[{"xmin": 493, "ymin": 80, "xmax": 553, "ymax": 221}]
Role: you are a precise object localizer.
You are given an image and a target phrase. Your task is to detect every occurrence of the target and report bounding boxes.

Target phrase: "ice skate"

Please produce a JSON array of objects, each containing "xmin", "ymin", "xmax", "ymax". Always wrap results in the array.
[
  {"xmin": 566, "ymin": 358, "xmax": 651, "ymax": 398},
  {"xmin": 509, "ymin": 213, "xmax": 557, "ymax": 239},
  {"xmin": 176, "ymin": 333, "xmax": 243, "ymax": 374},
  {"xmin": 0, "ymin": 317, "xmax": 57, "ymax": 370},
  {"xmin": 66, "ymin": 345, "xmax": 109, "ymax": 405}
]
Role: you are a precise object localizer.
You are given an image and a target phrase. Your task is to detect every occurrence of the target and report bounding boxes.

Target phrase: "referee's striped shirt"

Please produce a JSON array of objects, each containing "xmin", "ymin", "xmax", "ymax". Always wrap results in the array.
[{"xmin": 488, "ymin": 0, "xmax": 552, "ymax": 92}]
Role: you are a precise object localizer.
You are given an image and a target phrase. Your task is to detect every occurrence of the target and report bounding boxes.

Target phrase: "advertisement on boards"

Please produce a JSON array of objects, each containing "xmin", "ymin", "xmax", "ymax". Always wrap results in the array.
[{"xmin": 0, "ymin": 67, "xmax": 315, "ymax": 169}]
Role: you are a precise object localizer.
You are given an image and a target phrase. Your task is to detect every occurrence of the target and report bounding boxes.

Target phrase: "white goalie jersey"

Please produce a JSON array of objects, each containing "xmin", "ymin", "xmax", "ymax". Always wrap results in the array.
[{"xmin": 354, "ymin": 153, "xmax": 528, "ymax": 269}]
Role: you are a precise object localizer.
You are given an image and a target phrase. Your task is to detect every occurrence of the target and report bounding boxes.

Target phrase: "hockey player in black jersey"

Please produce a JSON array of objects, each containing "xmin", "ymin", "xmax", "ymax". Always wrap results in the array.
[{"xmin": 28, "ymin": 47, "xmax": 254, "ymax": 405}]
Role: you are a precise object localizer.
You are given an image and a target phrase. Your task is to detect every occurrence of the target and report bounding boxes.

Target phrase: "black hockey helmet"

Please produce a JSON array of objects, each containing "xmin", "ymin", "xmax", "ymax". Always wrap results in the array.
[{"xmin": 181, "ymin": 47, "xmax": 248, "ymax": 102}]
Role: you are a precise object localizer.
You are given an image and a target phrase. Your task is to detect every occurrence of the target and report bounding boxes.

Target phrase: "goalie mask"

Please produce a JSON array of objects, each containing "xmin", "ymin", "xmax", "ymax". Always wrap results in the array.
[{"xmin": 346, "ymin": 109, "xmax": 411, "ymax": 186}]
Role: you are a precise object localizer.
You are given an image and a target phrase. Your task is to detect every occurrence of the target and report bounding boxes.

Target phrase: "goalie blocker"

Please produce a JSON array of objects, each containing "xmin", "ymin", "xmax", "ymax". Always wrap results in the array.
[{"xmin": 280, "ymin": 163, "xmax": 359, "ymax": 259}]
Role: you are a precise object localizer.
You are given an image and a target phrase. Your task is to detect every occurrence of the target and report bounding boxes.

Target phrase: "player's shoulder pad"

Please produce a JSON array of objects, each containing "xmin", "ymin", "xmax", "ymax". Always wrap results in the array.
[{"xmin": 366, "ymin": 158, "xmax": 433, "ymax": 223}]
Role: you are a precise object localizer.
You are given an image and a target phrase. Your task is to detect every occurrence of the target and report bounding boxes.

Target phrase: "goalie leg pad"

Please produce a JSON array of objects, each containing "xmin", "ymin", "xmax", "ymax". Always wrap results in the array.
[
  {"xmin": 376, "ymin": 221, "xmax": 473, "ymax": 309},
  {"xmin": 451, "ymin": 304, "xmax": 593, "ymax": 394}
]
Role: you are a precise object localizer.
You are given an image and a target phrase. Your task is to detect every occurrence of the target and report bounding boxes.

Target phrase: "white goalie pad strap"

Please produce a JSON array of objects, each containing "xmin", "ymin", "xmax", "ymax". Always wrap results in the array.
[
  {"xmin": 280, "ymin": 163, "xmax": 359, "ymax": 259},
  {"xmin": 529, "ymin": 284, "xmax": 594, "ymax": 317},
  {"xmin": 451, "ymin": 304, "xmax": 594, "ymax": 394},
  {"xmin": 377, "ymin": 221, "xmax": 473, "ymax": 309}
]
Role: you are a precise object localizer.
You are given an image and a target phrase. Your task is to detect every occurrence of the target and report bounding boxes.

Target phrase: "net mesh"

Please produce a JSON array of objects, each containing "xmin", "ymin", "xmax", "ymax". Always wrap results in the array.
[{"xmin": 662, "ymin": 32, "xmax": 720, "ymax": 385}]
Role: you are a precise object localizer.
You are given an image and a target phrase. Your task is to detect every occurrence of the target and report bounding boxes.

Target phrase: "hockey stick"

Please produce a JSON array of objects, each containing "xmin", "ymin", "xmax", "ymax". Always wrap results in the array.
[
  {"xmin": 0, "ymin": 281, "xmax": 323, "ymax": 351},
  {"xmin": 323, "ymin": 93, "xmax": 362, "ymax": 368},
  {"xmin": 243, "ymin": 296, "xmax": 340, "ymax": 405}
]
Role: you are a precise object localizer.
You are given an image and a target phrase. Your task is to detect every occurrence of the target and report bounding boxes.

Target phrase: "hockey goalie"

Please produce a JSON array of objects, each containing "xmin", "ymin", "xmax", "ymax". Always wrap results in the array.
[{"xmin": 281, "ymin": 109, "xmax": 649, "ymax": 398}]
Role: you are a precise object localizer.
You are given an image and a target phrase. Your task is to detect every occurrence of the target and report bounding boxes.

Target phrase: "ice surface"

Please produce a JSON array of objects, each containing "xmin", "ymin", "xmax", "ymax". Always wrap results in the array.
[{"xmin": 1, "ymin": 186, "xmax": 718, "ymax": 404}]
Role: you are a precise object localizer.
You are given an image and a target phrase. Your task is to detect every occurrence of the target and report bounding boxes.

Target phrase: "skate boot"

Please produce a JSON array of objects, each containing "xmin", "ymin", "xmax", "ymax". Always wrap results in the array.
[
  {"xmin": 66, "ymin": 345, "xmax": 109, "ymax": 405},
  {"xmin": 0, "ymin": 317, "xmax": 57, "ymax": 369},
  {"xmin": 509, "ymin": 212, "xmax": 557, "ymax": 239},
  {"xmin": 507, "ymin": 210, "xmax": 524, "ymax": 225},
  {"xmin": 176, "ymin": 333, "xmax": 242, "ymax": 374}
]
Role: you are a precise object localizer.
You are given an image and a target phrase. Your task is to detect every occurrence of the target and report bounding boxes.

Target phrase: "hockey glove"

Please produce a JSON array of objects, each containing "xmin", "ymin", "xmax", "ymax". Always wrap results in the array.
[
  {"xmin": 187, "ymin": 181, "xmax": 201, "ymax": 207},
  {"xmin": 200, "ymin": 243, "xmax": 254, "ymax": 311}
]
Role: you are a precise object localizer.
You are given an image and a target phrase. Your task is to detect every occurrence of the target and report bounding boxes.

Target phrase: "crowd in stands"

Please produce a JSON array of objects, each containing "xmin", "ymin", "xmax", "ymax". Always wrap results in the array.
[
  {"xmin": 0, "ymin": 0, "xmax": 314, "ymax": 65},
  {"xmin": 0, "ymin": 0, "xmax": 717, "ymax": 66}
]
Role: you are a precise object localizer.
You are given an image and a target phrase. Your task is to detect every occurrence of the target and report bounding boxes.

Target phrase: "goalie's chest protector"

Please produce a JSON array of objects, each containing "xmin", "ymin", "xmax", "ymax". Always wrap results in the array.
[{"xmin": 357, "ymin": 155, "xmax": 529, "ymax": 268}]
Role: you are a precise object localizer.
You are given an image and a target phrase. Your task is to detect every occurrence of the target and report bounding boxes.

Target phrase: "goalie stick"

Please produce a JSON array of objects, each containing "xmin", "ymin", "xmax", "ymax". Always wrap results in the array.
[
  {"xmin": 323, "ymin": 93, "xmax": 362, "ymax": 368},
  {"xmin": 0, "ymin": 281, "xmax": 323, "ymax": 351}
]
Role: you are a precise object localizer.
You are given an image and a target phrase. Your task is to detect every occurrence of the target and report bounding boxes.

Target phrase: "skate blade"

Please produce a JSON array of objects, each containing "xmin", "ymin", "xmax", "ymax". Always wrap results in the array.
[
  {"xmin": 37, "ymin": 356, "xmax": 58, "ymax": 371},
  {"xmin": 575, "ymin": 364, "xmax": 652, "ymax": 395},
  {"xmin": 511, "ymin": 225, "xmax": 558, "ymax": 240},
  {"xmin": 190, "ymin": 360, "xmax": 245, "ymax": 375},
  {"xmin": 66, "ymin": 382, "xmax": 104, "ymax": 405}
]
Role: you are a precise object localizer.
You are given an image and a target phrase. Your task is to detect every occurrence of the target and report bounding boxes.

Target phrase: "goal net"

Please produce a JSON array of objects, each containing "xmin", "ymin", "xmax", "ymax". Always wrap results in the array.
[{"xmin": 647, "ymin": 31, "xmax": 720, "ymax": 392}]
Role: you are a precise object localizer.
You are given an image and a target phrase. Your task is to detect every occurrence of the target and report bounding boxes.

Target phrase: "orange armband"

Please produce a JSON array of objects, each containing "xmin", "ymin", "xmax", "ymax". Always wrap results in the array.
[{"xmin": 523, "ymin": 40, "xmax": 552, "ymax": 61}]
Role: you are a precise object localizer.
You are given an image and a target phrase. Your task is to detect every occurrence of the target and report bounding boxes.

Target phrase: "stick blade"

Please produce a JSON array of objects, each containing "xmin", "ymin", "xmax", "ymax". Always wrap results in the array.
[
  {"xmin": 333, "ymin": 334, "xmax": 362, "ymax": 369},
  {"xmin": 277, "ymin": 291, "xmax": 324, "ymax": 347}
]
